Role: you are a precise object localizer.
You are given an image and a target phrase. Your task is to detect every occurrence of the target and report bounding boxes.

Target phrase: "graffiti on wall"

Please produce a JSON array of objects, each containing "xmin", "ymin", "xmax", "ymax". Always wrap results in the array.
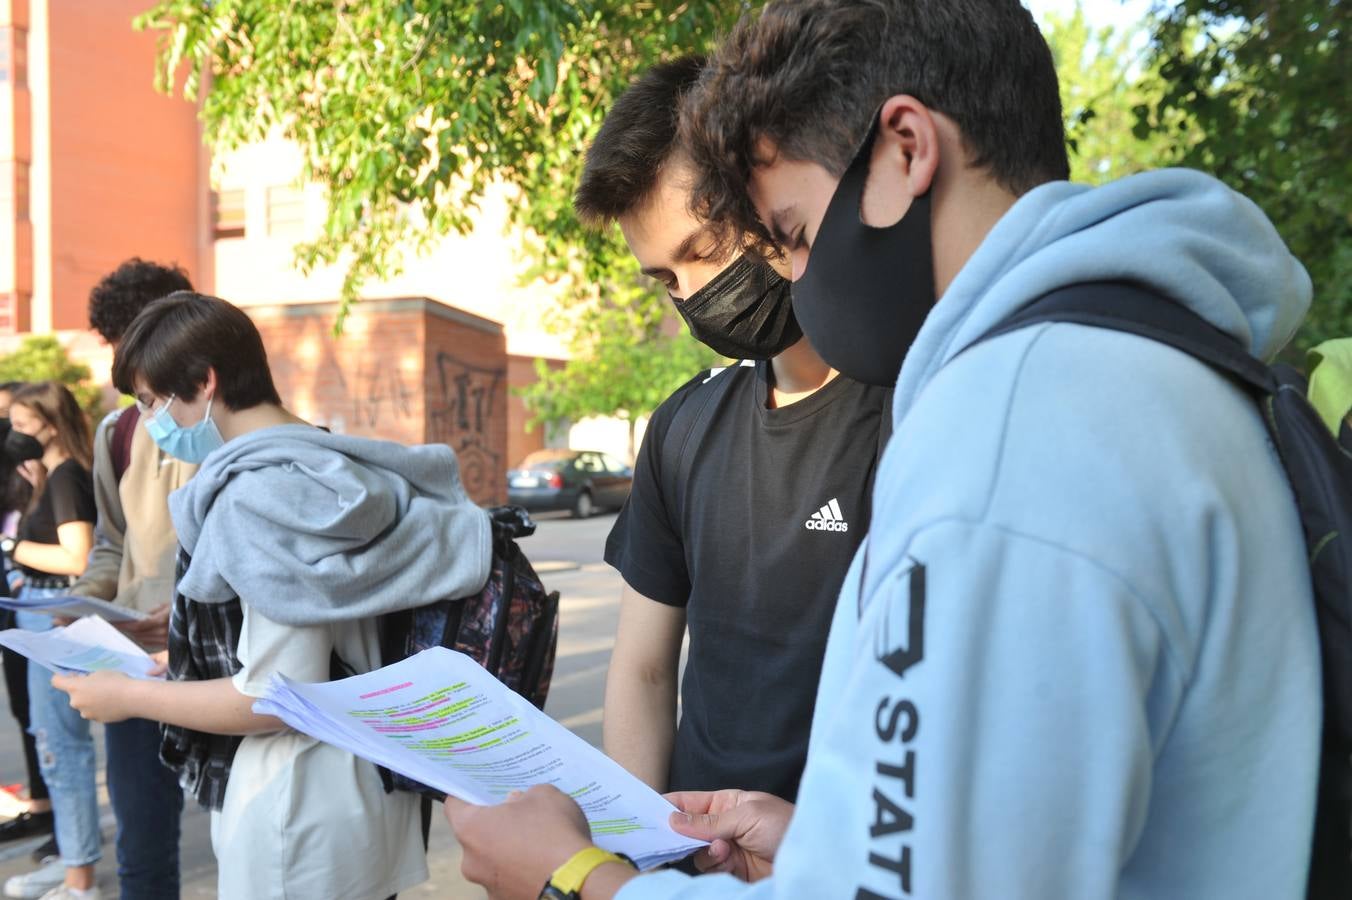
[
  {"xmin": 428, "ymin": 352, "xmax": 505, "ymax": 502},
  {"xmin": 333, "ymin": 361, "xmax": 417, "ymax": 429}
]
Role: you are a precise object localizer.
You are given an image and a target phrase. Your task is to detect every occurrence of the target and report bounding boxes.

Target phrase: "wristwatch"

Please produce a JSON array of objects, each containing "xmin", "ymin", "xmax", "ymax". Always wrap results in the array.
[
  {"xmin": 0, "ymin": 537, "xmax": 15, "ymax": 556},
  {"xmin": 539, "ymin": 847, "xmax": 636, "ymax": 900}
]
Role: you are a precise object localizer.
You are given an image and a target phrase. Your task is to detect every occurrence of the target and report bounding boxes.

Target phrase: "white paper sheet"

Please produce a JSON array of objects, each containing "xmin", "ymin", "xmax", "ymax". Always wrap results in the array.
[
  {"xmin": 254, "ymin": 646, "xmax": 707, "ymax": 870},
  {"xmin": 0, "ymin": 615, "xmax": 159, "ymax": 677},
  {"xmin": 0, "ymin": 593, "xmax": 149, "ymax": 622}
]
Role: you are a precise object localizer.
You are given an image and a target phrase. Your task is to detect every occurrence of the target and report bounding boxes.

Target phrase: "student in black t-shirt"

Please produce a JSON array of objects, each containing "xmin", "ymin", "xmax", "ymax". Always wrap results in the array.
[
  {"xmin": 1, "ymin": 382, "xmax": 100, "ymax": 900},
  {"xmin": 572, "ymin": 57, "xmax": 892, "ymax": 804}
]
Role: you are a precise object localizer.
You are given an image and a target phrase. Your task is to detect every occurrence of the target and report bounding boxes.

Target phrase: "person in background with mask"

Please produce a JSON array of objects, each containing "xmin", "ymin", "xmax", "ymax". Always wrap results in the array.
[
  {"xmin": 442, "ymin": 1, "xmax": 1320, "ymax": 898},
  {"xmin": 577, "ymin": 56, "xmax": 892, "ymax": 812},
  {"xmin": 0, "ymin": 382, "xmax": 51, "ymax": 852},
  {"xmin": 0, "ymin": 382, "xmax": 98, "ymax": 900},
  {"xmin": 60, "ymin": 259, "xmax": 195, "ymax": 900}
]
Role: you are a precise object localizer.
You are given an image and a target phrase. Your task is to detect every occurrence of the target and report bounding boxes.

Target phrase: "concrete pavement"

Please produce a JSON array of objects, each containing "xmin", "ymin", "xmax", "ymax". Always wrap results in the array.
[{"xmin": 0, "ymin": 513, "xmax": 624, "ymax": 898}]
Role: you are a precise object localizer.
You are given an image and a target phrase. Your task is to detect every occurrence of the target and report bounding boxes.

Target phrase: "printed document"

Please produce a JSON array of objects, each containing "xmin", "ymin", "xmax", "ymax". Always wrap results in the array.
[
  {"xmin": 0, "ymin": 593, "xmax": 148, "ymax": 622},
  {"xmin": 255, "ymin": 647, "xmax": 707, "ymax": 870},
  {"xmin": 0, "ymin": 615, "xmax": 159, "ymax": 677}
]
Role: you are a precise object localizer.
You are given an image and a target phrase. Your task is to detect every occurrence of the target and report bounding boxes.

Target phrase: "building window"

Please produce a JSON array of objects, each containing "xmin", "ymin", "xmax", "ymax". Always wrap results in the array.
[
  {"xmin": 266, "ymin": 185, "xmax": 306, "ymax": 238},
  {"xmin": 213, "ymin": 189, "xmax": 246, "ymax": 239}
]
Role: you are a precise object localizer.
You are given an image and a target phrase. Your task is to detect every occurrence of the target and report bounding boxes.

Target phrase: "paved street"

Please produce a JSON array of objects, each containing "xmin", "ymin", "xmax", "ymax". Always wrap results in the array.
[{"xmin": 0, "ymin": 512, "xmax": 624, "ymax": 898}]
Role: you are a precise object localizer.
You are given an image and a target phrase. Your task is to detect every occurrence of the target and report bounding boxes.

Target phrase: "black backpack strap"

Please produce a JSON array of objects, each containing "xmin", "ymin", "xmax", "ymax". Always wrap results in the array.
[
  {"xmin": 968, "ymin": 281, "xmax": 1278, "ymax": 396},
  {"xmin": 659, "ymin": 363, "xmax": 747, "ymax": 519}
]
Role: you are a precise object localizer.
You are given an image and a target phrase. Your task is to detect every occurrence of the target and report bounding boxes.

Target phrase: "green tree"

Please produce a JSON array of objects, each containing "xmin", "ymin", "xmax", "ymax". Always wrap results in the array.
[
  {"xmin": 519, "ymin": 283, "xmax": 716, "ymax": 460},
  {"xmin": 137, "ymin": 0, "xmax": 749, "ymax": 435},
  {"xmin": 1142, "ymin": 0, "xmax": 1351, "ymax": 353},
  {"xmin": 1042, "ymin": 3, "xmax": 1188, "ymax": 185},
  {"xmin": 0, "ymin": 336, "xmax": 104, "ymax": 422}
]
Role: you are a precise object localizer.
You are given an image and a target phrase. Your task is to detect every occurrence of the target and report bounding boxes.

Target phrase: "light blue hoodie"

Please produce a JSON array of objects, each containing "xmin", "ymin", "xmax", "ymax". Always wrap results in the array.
[{"xmin": 620, "ymin": 170, "xmax": 1322, "ymax": 899}]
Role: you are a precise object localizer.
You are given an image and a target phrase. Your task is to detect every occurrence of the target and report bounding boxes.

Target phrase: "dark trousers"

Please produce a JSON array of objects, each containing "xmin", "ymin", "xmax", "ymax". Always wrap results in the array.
[
  {"xmin": 1, "ymin": 644, "xmax": 49, "ymax": 802},
  {"xmin": 104, "ymin": 718, "xmax": 183, "ymax": 900}
]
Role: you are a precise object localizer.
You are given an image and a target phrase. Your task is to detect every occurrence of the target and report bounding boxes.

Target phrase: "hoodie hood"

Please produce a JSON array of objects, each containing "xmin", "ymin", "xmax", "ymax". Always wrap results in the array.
[
  {"xmin": 893, "ymin": 168, "xmax": 1312, "ymax": 422},
  {"xmin": 170, "ymin": 424, "xmax": 491, "ymax": 626}
]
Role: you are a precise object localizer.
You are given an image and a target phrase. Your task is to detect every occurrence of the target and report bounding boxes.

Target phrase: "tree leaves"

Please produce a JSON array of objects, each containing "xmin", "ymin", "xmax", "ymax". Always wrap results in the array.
[
  {"xmin": 137, "ymin": 0, "xmax": 742, "ymax": 431},
  {"xmin": 1140, "ymin": 0, "xmax": 1351, "ymax": 355},
  {"xmin": 0, "ymin": 338, "xmax": 104, "ymax": 421}
]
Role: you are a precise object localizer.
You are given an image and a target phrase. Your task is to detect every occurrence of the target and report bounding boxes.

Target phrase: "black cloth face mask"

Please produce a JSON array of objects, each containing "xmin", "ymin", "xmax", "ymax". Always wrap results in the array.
[
  {"xmin": 791, "ymin": 117, "xmax": 938, "ymax": 387},
  {"xmin": 3, "ymin": 428, "xmax": 44, "ymax": 463},
  {"xmin": 674, "ymin": 255, "xmax": 803, "ymax": 360}
]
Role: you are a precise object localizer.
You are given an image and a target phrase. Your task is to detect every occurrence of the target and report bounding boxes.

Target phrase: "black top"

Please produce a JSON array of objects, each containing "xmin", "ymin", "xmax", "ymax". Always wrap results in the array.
[
  {"xmin": 18, "ymin": 459, "xmax": 96, "ymax": 577},
  {"xmin": 605, "ymin": 361, "xmax": 890, "ymax": 800}
]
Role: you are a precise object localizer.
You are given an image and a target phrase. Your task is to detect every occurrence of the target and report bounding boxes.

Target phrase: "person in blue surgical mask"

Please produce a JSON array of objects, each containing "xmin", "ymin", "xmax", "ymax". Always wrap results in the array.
[{"xmin": 52, "ymin": 290, "xmax": 491, "ymax": 900}]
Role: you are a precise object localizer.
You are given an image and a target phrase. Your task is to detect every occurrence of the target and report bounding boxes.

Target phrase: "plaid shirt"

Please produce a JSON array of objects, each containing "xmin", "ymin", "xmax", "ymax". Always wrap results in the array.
[{"xmin": 159, "ymin": 548, "xmax": 244, "ymax": 811}]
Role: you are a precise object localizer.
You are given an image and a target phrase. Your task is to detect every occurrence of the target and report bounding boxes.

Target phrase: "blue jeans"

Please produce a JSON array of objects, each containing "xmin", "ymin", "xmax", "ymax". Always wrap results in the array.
[
  {"xmin": 105, "ymin": 717, "xmax": 183, "ymax": 899},
  {"xmin": 16, "ymin": 598, "xmax": 102, "ymax": 868}
]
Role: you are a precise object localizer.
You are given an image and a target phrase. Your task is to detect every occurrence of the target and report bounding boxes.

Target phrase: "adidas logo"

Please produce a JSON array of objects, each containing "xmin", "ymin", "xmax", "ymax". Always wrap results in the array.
[{"xmin": 805, "ymin": 498, "xmax": 850, "ymax": 533}]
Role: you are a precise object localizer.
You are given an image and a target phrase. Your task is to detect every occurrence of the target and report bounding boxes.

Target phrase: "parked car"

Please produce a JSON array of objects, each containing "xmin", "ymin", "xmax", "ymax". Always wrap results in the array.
[{"xmin": 506, "ymin": 449, "xmax": 633, "ymax": 518}]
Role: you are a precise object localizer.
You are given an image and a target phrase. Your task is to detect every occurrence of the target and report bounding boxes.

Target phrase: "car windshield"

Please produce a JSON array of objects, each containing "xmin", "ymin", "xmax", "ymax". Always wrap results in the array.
[{"xmin": 517, "ymin": 450, "xmax": 575, "ymax": 469}]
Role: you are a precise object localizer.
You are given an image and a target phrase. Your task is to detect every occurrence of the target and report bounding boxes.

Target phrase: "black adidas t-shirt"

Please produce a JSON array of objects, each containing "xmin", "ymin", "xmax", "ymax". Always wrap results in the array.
[{"xmin": 605, "ymin": 361, "xmax": 891, "ymax": 800}]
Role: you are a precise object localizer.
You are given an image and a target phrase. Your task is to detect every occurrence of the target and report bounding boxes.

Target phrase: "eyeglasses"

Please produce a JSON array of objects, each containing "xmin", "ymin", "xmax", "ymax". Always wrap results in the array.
[{"xmin": 136, "ymin": 395, "xmax": 175, "ymax": 417}]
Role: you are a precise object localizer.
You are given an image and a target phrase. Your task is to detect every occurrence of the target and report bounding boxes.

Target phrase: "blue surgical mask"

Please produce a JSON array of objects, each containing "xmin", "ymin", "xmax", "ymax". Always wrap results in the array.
[{"xmin": 143, "ymin": 395, "xmax": 225, "ymax": 464}]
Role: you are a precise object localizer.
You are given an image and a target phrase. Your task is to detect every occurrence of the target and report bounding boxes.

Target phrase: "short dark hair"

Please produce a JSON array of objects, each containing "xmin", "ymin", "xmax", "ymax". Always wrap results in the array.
[
  {"xmin": 88, "ymin": 258, "xmax": 194, "ymax": 344},
  {"xmin": 573, "ymin": 54, "xmax": 708, "ymax": 226},
  {"xmin": 112, "ymin": 291, "xmax": 282, "ymax": 411},
  {"xmin": 683, "ymin": 0, "xmax": 1070, "ymax": 245}
]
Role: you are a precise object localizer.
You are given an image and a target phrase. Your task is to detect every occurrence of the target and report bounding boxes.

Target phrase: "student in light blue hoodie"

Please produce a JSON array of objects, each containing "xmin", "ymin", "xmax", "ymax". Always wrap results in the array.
[{"xmin": 442, "ymin": 2, "xmax": 1323, "ymax": 898}]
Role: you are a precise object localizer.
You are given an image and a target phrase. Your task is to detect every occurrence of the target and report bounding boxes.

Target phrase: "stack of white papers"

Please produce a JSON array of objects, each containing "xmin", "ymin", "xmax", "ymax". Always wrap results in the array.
[
  {"xmin": 255, "ymin": 647, "xmax": 707, "ymax": 870},
  {"xmin": 0, "ymin": 593, "xmax": 148, "ymax": 622},
  {"xmin": 0, "ymin": 616, "xmax": 160, "ymax": 678}
]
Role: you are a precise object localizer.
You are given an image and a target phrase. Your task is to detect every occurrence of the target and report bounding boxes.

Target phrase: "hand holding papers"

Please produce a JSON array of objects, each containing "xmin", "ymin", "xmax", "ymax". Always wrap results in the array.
[
  {"xmin": 0, "ymin": 615, "xmax": 160, "ymax": 678},
  {"xmin": 254, "ymin": 646, "xmax": 707, "ymax": 870}
]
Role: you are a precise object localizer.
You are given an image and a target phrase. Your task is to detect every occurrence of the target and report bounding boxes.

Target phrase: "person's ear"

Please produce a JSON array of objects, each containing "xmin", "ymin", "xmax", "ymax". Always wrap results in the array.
[
  {"xmin": 861, "ymin": 95, "xmax": 941, "ymax": 227},
  {"xmin": 202, "ymin": 367, "xmax": 219, "ymax": 403}
]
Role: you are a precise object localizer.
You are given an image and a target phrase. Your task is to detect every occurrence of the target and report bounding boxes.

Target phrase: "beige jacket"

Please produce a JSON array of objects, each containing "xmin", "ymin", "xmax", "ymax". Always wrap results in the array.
[{"xmin": 68, "ymin": 408, "xmax": 196, "ymax": 611}]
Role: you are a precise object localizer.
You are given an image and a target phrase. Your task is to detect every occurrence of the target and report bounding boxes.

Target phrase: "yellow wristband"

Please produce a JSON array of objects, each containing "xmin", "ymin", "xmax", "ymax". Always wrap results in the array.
[{"xmin": 546, "ymin": 846, "xmax": 635, "ymax": 896}]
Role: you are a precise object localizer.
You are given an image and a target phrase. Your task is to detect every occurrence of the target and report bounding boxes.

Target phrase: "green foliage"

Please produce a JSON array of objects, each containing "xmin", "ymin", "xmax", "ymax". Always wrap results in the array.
[
  {"xmin": 517, "ymin": 273, "xmax": 719, "ymax": 459},
  {"xmin": 137, "ymin": 0, "xmax": 748, "ymax": 431},
  {"xmin": 136, "ymin": 0, "xmax": 748, "ymax": 322},
  {"xmin": 1043, "ymin": 3, "xmax": 1192, "ymax": 184},
  {"xmin": 0, "ymin": 337, "xmax": 103, "ymax": 421},
  {"xmin": 1142, "ymin": 0, "xmax": 1351, "ymax": 354}
]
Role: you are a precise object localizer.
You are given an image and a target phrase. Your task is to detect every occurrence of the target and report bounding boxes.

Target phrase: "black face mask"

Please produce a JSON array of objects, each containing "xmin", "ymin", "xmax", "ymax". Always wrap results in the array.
[
  {"xmin": 0, "ymin": 418, "xmax": 9, "ymax": 448},
  {"xmin": 3, "ymin": 429, "xmax": 44, "ymax": 464},
  {"xmin": 674, "ymin": 255, "xmax": 803, "ymax": 360},
  {"xmin": 791, "ymin": 118, "xmax": 937, "ymax": 387}
]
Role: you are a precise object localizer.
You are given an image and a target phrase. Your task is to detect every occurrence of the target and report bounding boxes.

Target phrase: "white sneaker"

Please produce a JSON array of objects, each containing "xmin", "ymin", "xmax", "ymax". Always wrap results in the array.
[
  {"xmin": 0, "ymin": 785, "xmax": 29, "ymax": 819},
  {"xmin": 3, "ymin": 862, "xmax": 65, "ymax": 900},
  {"xmin": 37, "ymin": 887, "xmax": 100, "ymax": 900}
]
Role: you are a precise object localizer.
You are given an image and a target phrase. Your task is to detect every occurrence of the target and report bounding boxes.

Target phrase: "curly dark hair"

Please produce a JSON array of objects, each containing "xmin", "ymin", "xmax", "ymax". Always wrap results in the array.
[
  {"xmin": 88, "ymin": 258, "xmax": 194, "ymax": 344},
  {"xmin": 681, "ymin": 0, "xmax": 1069, "ymax": 251}
]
